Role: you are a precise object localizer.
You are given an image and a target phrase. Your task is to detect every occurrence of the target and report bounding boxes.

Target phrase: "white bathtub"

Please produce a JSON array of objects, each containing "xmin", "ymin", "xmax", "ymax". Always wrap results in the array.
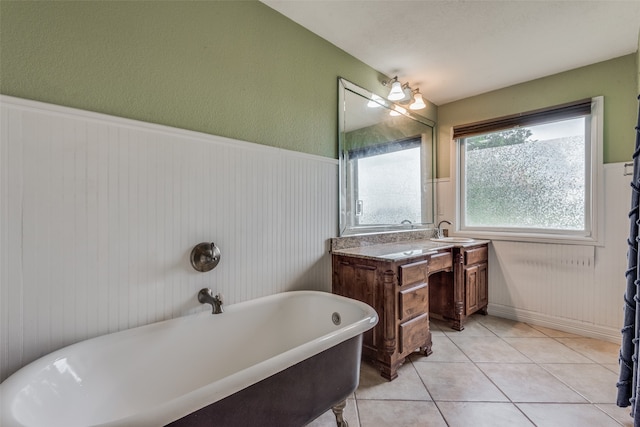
[{"xmin": 0, "ymin": 290, "xmax": 378, "ymax": 427}]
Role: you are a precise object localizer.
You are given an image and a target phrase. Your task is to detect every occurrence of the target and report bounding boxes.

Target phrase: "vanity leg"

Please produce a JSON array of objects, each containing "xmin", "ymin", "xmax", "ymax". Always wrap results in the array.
[
  {"xmin": 451, "ymin": 319, "xmax": 465, "ymax": 331},
  {"xmin": 420, "ymin": 331, "xmax": 433, "ymax": 356},
  {"xmin": 479, "ymin": 307, "xmax": 488, "ymax": 315},
  {"xmin": 380, "ymin": 363, "xmax": 400, "ymax": 381},
  {"xmin": 332, "ymin": 400, "xmax": 348, "ymax": 427},
  {"xmin": 419, "ymin": 345, "xmax": 433, "ymax": 356}
]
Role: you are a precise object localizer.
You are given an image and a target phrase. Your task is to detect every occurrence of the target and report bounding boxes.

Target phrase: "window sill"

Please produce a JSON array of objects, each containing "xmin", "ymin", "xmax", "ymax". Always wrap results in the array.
[{"xmin": 453, "ymin": 230, "xmax": 603, "ymax": 247}]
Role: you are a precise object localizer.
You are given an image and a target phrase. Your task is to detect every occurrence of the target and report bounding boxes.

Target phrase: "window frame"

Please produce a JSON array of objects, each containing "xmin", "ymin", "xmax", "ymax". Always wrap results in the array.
[{"xmin": 452, "ymin": 96, "xmax": 604, "ymax": 246}]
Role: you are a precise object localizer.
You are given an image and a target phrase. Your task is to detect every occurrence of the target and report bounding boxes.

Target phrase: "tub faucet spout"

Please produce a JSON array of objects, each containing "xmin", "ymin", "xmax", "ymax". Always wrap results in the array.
[{"xmin": 198, "ymin": 288, "xmax": 224, "ymax": 314}]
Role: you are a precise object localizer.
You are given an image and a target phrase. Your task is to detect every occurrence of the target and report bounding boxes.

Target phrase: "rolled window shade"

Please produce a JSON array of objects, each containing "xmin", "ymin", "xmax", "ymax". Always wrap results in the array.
[
  {"xmin": 347, "ymin": 136, "xmax": 421, "ymax": 160},
  {"xmin": 452, "ymin": 98, "xmax": 592, "ymax": 139}
]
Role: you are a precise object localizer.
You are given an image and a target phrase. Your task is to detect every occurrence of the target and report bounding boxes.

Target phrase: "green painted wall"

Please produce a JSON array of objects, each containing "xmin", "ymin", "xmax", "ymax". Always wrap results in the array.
[
  {"xmin": 437, "ymin": 54, "xmax": 638, "ymax": 178},
  {"xmin": 1, "ymin": 1, "xmax": 635, "ymax": 165},
  {"xmin": 0, "ymin": 1, "xmax": 395, "ymax": 159}
]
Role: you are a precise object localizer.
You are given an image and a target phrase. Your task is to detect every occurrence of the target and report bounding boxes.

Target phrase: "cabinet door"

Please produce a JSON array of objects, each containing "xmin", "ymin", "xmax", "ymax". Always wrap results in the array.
[
  {"xmin": 465, "ymin": 264, "xmax": 480, "ymax": 314},
  {"xmin": 332, "ymin": 259, "xmax": 377, "ymax": 348},
  {"xmin": 465, "ymin": 262, "xmax": 488, "ymax": 314},
  {"xmin": 477, "ymin": 262, "xmax": 488, "ymax": 308},
  {"xmin": 333, "ymin": 260, "xmax": 376, "ymax": 306}
]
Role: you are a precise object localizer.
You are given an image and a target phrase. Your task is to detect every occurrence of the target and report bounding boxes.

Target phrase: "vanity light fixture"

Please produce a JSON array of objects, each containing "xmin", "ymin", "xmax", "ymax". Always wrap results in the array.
[
  {"xmin": 382, "ymin": 76, "xmax": 427, "ymax": 110},
  {"xmin": 410, "ymin": 90, "xmax": 426, "ymax": 110}
]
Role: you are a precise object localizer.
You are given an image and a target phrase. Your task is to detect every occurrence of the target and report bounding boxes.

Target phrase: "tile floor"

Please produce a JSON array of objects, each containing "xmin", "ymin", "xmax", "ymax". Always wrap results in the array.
[{"xmin": 308, "ymin": 314, "xmax": 631, "ymax": 427}]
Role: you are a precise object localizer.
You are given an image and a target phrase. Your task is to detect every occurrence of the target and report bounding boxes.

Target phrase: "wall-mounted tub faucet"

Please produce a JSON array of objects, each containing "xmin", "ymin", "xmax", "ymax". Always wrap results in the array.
[
  {"xmin": 190, "ymin": 242, "xmax": 221, "ymax": 272},
  {"xmin": 198, "ymin": 288, "xmax": 224, "ymax": 314},
  {"xmin": 436, "ymin": 220, "xmax": 452, "ymax": 239}
]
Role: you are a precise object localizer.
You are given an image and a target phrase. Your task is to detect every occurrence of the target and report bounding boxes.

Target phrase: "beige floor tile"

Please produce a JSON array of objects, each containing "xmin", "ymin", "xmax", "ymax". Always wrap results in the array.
[
  {"xmin": 357, "ymin": 399, "xmax": 447, "ymax": 427},
  {"xmin": 437, "ymin": 402, "xmax": 535, "ymax": 427},
  {"xmin": 542, "ymin": 363, "xmax": 619, "ymax": 403},
  {"xmin": 356, "ymin": 361, "xmax": 432, "ymax": 401},
  {"xmin": 477, "ymin": 363, "xmax": 587, "ymax": 403},
  {"xmin": 503, "ymin": 337, "xmax": 593, "ymax": 363},
  {"xmin": 476, "ymin": 316, "xmax": 547, "ymax": 338},
  {"xmin": 529, "ymin": 324, "xmax": 585, "ymax": 338},
  {"xmin": 411, "ymin": 334, "xmax": 471, "ymax": 363},
  {"xmin": 307, "ymin": 398, "xmax": 359, "ymax": 427},
  {"xmin": 603, "ymin": 363, "xmax": 620, "ymax": 374},
  {"xmin": 517, "ymin": 403, "xmax": 621, "ymax": 427},
  {"xmin": 443, "ymin": 319, "xmax": 496, "ymax": 337},
  {"xmin": 596, "ymin": 403, "xmax": 634, "ymax": 427},
  {"xmin": 349, "ymin": 316, "xmax": 628, "ymax": 427},
  {"xmin": 554, "ymin": 337, "xmax": 621, "ymax": 364},
  {"xmin": 429, "ymin": 317, "xmax": 450, "ymax": 332},
  {"xmin": 414, "ymin": 361, "xmax": 508, "ymax": 402},
  {"xmin": 448, "ymin": 335, "xmax": 532, "ymax": 363},
  {"xmin": 432, "ymin": 312, "xmax": 481, "ymax": 327}
]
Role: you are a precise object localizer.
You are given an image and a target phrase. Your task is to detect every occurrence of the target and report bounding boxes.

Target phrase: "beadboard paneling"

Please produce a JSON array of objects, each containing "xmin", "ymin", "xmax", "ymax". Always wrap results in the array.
[
  {"xmin": 0, "ymin": 96, "xmax": 338, "ymax": 381},
  {"xmin": 487, "ymin": 162, "xmax": 630, "ymax": 342}
]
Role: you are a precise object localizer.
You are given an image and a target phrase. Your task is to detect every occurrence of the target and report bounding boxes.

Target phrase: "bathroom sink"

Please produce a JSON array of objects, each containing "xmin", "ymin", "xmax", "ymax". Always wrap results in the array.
[{"xmin": 430, "ymin": 237, "xmax": 475, "ymax": 243}]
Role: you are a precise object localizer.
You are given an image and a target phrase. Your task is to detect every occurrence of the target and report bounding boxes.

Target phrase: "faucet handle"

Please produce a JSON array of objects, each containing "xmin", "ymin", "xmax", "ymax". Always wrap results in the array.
[{"xmin": 190, "ymin": 242, "xmax": 221, "ymax": 272}]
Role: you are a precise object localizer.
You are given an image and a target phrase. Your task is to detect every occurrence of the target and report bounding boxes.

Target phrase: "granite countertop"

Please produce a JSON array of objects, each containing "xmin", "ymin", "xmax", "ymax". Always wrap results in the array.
[
  {"xmin": 331, "ymin": 239, "xmax": 450, "ymax": 261},
  {"xmin": 331, "ymin": 238, "xmax": 490, "ymax": 262}
]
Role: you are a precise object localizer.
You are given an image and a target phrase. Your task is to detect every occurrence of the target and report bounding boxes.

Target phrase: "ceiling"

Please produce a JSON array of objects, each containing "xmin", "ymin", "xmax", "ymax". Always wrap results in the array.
[{"xmin": 261, "ymin": 0, "xmax": 640, "ymax": 105}]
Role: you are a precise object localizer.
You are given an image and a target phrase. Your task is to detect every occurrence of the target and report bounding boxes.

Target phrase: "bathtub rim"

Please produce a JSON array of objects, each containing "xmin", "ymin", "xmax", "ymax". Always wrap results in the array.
[{"xmin": 0, "ymin": 290, "xmax": 378, "ymax": 427}]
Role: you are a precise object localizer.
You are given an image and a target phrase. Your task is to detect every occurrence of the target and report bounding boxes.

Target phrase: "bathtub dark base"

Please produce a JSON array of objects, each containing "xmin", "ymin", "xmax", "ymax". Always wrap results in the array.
[{"xmin": 166, "ymin": 335, "xmax": 363, "ymax": 427}]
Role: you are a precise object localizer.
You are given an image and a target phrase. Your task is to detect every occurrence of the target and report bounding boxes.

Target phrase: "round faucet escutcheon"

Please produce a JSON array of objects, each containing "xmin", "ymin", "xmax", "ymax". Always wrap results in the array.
[{"xmin": 190, "ymin": 242, "xmax": 221, "ymax": 272}]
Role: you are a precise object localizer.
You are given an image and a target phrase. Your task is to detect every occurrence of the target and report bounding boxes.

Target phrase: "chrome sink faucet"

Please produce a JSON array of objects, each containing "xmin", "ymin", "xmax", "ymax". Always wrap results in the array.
[
  {"xmin": 436, "ymin": 220, "xmax": 452, "ymax": 239},
  {"xmin": 198, "ymin": 288, "xmax": 224, "ymax": 314}
]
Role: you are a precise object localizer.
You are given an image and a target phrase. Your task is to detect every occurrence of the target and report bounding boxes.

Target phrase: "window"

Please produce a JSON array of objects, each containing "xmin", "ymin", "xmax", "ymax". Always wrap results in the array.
[{"xmin": 455, "ymin": 97, "xmax": 603, "ymax": 244}]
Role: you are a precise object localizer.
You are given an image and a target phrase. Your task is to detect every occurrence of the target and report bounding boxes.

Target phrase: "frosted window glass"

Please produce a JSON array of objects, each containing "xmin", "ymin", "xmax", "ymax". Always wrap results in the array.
[
  {"xmin": 462, "ymin": 118, "xmax": 587, "ymax": 231},
  {"xmin": 356, "ymin": 147, "xmax": 421, "ymax": 225}
]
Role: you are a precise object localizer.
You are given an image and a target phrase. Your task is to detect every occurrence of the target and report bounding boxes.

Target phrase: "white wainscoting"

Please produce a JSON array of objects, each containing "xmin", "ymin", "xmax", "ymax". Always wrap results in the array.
[
  {"xmin": 437, "ymin": 162, "xmax": 630, "ymax": 342},
  {"xmin": 0, "ymin": 96, "xmax": 338, "ymax": 381}
]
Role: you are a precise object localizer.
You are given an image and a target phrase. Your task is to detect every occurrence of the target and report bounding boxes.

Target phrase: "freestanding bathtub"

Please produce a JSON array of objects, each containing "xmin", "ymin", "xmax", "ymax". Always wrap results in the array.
[{"xmin": 0, "ymin": 290, "xmax": 378, "ymax": 427}]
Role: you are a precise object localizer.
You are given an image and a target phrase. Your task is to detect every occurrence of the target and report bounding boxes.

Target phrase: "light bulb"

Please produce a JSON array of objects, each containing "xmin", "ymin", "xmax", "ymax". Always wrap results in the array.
[
  {"xmin": 402, "ymin": 86, "xmax": 413, "ymax": 102},
  {"xmin": 367, "ymin": 94, "xmax": 385, "ymax": 108},
  {"xmin": 387, "ymin": 80, "xmax": 404, "ymax": 101},
  {"xmin": 410, "ymin": 92, "xmax": 426, "ymax": 110},
  {"xmin": 389, "ymin": 105, "xmax": 407, "ymax": 116}
]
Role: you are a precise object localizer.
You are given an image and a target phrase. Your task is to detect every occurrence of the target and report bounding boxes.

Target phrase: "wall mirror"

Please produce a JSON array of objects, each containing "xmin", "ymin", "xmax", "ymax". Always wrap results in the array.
[{"xmin": 338, "ymin": 77, "xmax": 436, "ymax": 236}]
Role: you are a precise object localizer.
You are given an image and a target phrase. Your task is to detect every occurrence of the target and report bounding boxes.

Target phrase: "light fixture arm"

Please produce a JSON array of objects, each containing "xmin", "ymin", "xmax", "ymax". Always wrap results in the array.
[{"xmin": 381, "ymin": 76, "xmax": 399, "ymax": 87}]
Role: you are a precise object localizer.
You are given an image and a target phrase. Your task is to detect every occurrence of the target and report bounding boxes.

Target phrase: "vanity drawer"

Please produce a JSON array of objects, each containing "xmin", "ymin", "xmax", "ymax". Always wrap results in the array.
[
  {"xmin": 465, "ymin": 246, "xmax": 488, "ymax": 266},
  {"xmin": 399, "ymin": 312, "xmax": 430, "ymax": 354},
  {"xmin": 399, "ymin": 282, "xmax": 429, "ymax": 320},
  {"xmin": 399, "ymin": 260, "xmax": 429, "ymax": 287},
  {"xmin": 428, "ymin": 251, "xmax": 453, "ymax": 273}
]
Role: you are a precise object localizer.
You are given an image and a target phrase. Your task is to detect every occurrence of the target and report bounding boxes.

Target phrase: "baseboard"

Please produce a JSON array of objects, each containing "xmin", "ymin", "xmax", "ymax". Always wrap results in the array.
[{"xmin": 487, "ymin": 303, "xmax": 621, "ymax": 344}]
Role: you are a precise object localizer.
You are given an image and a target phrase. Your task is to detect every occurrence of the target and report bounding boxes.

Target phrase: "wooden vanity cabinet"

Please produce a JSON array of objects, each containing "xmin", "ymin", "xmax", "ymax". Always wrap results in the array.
[
  {"xmin": 429, "ymin": 243, "xmax": 489, "ymax": 331},
  {"xmin": 332, "ymin": 250, "xmax": 453, "ymax": 381}
]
